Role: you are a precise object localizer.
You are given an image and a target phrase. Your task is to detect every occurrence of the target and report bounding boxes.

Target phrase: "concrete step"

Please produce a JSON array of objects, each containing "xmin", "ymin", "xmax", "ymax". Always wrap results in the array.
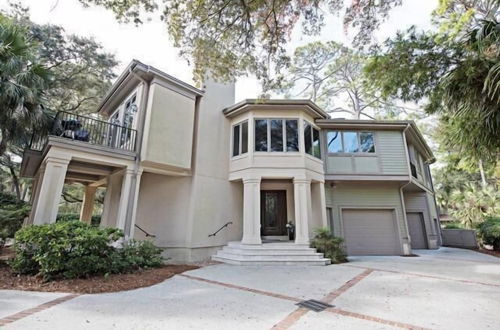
[
  {"xmin": 213, "ymin": 241, "xmax": 331, "ymax": 266},
  {"xmin": 212, "ymin": 256, "xmax": 331, "ymax": 266},
  {"xmin": 227, "ymin": 241, "xmax": 314, "ymax": 250},
  {"xmin": 221, "ymin": 247, "xmax": 323, "ymax": 256},
  {"xmin": 216, "ymin": 251, "xmax": 325, "ymax": 261}
]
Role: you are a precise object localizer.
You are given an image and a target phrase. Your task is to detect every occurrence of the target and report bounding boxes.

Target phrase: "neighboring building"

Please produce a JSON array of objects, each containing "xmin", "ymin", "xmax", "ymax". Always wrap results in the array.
[{"xmin": 20, "ymin": 60, "xmax": 441, "ymax": 265}]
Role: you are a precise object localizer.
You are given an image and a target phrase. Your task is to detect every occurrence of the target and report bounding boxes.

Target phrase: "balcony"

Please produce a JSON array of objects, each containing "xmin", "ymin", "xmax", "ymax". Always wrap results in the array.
[
  {"xmin": 21, "ymin": 111, "xmax": 138, "ymax": 178},
  {"xmin": 28, "ymin": 111, "xmax": 138, "ymax": 153}
]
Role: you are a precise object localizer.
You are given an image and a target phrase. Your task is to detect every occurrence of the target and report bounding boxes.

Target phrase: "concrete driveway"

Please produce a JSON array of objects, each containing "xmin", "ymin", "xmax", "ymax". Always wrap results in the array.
[{"xmin": 1, "ymin": 247, "xmax": 499, "ymax": 329}]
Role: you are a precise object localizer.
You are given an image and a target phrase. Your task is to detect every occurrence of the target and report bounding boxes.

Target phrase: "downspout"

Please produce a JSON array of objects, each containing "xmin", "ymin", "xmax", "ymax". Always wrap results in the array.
[
  {"xmin": 399, "ymin": 123, "xmax": 412, "ymax": 255},
  {"xmin": 123, "ymin": 68, "xmax": 151, "ymax": 238}
]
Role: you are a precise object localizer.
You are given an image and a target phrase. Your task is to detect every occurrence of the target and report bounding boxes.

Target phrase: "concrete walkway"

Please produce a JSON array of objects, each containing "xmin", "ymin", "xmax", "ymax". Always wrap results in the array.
[{"xmin": 1, "ymin": 247, "xmax": 499, "ymax": 329}]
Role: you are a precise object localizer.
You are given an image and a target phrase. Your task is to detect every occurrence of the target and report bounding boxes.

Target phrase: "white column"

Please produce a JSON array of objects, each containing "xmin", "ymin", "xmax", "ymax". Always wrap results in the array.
[
  {"xmin": 241, "ymin": 177, "xmax": 262, "ymax": 245},
  {"xmin": 294, "ymin": 178, "xmax": 312, "ymax": 245},
  {"xmin": 32, "ymin": 157, "xmax": 70, "ymax": 225},
  {"xmin": 79, "ymin": 185, "xmax": 97, "ymax": 223},
  {"xmin": 126, "ymin": 168, "xmax": 143, "ymax": 238},
  {"xmin": 115, "ymin": 168, "xmax": 134, "ymax": 231},
  {"xmin": 28, "ymin": 165, "xmax": 45, "ymax": 224},
  {"xmin": 318, "ymin": 182, "xmax": 328, "ymax": 227}
]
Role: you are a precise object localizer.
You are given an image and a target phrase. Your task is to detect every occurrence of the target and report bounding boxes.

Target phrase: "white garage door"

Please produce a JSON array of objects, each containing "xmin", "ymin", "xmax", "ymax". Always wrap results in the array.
[{"xmin": 342, "ymin": 209, "xmax": 401, "ymax": 255}]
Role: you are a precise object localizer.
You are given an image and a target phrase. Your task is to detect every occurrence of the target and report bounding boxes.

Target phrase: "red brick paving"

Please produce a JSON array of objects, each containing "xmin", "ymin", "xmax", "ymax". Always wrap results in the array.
[
  {"xmin": 342, "ymin": 264, "xmax": 500, "ymax": 287},
  {"xmin": 0, "ymin": 294, "xmax": 79, "ymax": 327}
]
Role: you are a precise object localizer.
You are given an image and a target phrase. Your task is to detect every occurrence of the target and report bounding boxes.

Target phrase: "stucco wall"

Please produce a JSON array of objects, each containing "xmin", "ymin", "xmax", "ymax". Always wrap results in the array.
[{"xmin": 141, "ymin": 82, "xmax": 196, "ymax": 170}]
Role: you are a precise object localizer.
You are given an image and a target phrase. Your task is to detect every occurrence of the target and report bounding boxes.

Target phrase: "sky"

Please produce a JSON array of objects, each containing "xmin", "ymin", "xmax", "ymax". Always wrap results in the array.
[{"xmin": 1, "ymin": 0, "xmax": 437, "ymax": 102}]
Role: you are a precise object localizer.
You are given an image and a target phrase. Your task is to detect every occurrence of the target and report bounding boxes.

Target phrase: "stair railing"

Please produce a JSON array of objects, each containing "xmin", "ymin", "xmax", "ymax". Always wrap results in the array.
[{"xmin": 208, "ymin": 221, "xmax": 233, "ymax": 237}]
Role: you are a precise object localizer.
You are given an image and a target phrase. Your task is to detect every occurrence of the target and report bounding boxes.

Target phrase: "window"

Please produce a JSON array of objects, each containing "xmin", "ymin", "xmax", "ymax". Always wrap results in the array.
[
  {"xmin": 270, "ymin": 119, "xmax": 283, "ymax": 151},
  {"xmin": 343, "ymin": 132, "xmax": 359, "ymax": 153},
  {"xmin": 286, "ymin": 120, "xmax": 299, "ymax": 151},
  {"xmin": 359, "ymin": 132, "xmax": 375, "ymax": 152},
  {"xmin": 304, "ymin": 120, "xmax": 321, "ymax": 159},
  {"xmin": 232, "ymin": 121, "xmax": 248, "ymax": 156},
  {"xmin": 327, "ymin": 131, "xmax": 375, "ymax": 154},
  {"xmin": 254, "ymin": 119, "xmax": 299, "ymax": 152},
  {"xmin": 255, "ymin": 119, "xmax": 268, "ymax": 152}
]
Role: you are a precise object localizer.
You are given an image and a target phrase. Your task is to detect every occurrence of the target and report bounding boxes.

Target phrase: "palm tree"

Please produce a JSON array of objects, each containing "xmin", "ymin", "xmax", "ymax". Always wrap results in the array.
[{"xmin": 0, "ymin": 14, "xmax": 50, "ymax": 156}]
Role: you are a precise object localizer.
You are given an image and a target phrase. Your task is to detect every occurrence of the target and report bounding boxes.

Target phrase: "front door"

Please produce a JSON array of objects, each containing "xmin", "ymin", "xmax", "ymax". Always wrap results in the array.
[{"xmin": 260, "ymin": 190, "xmax": 287, "ymax": 236}]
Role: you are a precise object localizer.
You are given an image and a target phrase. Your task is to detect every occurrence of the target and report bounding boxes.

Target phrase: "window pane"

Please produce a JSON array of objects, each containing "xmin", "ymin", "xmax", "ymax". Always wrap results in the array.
[
  {"xmin": 304, "ymin": 121, "xmax": 312, "ymax": 155},
  {"xmin": 343, "ymin": 132, "xmax": 359, "ymax": 153},
  {"xmin": 270, "ymin": 119, "xmax": 283, "ymax": 151},
  {"xmin": 359, "ymin": 132, "xmax": 375, "ymax": 152},
  {"xmin": 232, "ymin": 125, "xmax": 240, "ymax": 156},
  {"xmin": 286, "ymin": 120, "xmax": 299, "ymax": 151},
  {"xmin": 255, "ymin": 119, "xmax": 268, "ymax": 151},
  {"xmin": 327, "ymin": 131, "xmax": 342, "ymax": 153},
  {"xmin": 313, "ymin": 128, "xmax": 321, "ymax": 158},
  {"xmin": 241, "ymin": 121, "xmax": 248, "ymax": 154}
]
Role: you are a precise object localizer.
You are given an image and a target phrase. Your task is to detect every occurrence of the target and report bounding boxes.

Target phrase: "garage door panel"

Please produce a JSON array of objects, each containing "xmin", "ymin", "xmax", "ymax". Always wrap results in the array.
[{"xmin": 342, "ymin": 209, "xmax": 400, "ymax": 255}]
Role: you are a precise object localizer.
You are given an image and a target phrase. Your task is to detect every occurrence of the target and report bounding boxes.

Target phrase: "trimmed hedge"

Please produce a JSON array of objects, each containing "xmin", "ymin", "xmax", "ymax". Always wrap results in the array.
[
  {"xmin": 310, "ymin": 227, "xmax": 347, "ymax": 263},
  {"xmin": 9, "ymin": 221, "xmax": 163, "ymax": 280},
  {"xmin": 477, "ymin": 217, "xmax": 500, "ymax": 251}
]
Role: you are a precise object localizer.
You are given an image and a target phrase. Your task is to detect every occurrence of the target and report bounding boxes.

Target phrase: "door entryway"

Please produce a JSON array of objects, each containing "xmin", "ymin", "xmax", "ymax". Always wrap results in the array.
[
  {"xmin": 260, "ymin": 190, "xmax": 287, "ymax": 236},
  {"xmin": 407, "ymin": 212, "xmax": 428, "ymax": 249}
]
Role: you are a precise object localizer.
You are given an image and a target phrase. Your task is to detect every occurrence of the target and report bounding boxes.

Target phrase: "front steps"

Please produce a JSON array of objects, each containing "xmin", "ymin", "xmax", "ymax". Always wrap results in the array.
[{"xmin": 212, "ymin": 241, "xmax": 331, "ymax": 265}]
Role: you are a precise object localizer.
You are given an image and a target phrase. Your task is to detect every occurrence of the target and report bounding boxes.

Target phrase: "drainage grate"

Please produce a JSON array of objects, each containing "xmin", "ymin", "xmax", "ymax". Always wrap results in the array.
[{"xmin": 296, "ymin": 299, "xmax": 334, "ymax": 312}]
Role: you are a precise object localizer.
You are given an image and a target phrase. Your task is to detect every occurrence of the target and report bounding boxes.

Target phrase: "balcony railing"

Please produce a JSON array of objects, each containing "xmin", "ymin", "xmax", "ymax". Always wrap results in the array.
[{"xmin": 29, "ymin": 111, "xmax": 138, "ymax": 153}]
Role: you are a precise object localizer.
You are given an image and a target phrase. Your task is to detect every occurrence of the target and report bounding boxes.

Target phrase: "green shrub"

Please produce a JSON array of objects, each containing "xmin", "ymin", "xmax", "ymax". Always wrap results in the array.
[
  {"xmin": 444, "ymin": 222, "xmax": 463, "ymax": 229},
  {"xmin": 9, "ymin": 221, "xmax": 163, "ymax": 280},
  {"xmin": 477, "ymin": 217, "xmax": 500, "ymax": 251},
  {"xmin": 310, "ymin": 227, "xmax": 347, "ymax": 263},
  {"xmin": 0, "ymin": 192, "xmax": 30, "ymax": 248}
]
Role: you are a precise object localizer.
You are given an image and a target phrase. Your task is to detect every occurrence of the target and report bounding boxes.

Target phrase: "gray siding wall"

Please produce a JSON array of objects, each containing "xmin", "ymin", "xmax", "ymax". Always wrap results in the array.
[
  {"xmin": 377, "ymin": 131, "xmax": 408, "ymax": 175},
  {"xmin": 403, "ymin": 192, "xmax": 439, "ymax": 249},
  {"xmin": 324, "ymin": 130, "xmax": 408, "ymax": 176},
  {"xmin": 325, "ymin": 182, "xmax": 408, "ymax": 243}
]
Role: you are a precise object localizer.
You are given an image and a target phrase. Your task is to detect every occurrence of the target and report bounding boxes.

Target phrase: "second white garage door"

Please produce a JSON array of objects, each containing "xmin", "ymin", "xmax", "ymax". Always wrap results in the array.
[{"xmin": 342, "ymin": 209, "xmax": 401, "ymax": 255}]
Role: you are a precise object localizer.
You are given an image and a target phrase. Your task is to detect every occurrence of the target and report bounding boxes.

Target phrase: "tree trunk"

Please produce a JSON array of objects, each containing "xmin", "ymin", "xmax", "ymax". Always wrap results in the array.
[
  {"xmin": 478, "ymin": 159, "xmax": 487, "ymax": 187},
  {"xmin": 8, "ymin": 163, "xmax": 21, "ymax": 200}
]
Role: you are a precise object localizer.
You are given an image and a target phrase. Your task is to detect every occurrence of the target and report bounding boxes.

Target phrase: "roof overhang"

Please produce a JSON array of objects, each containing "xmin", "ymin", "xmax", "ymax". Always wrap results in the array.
[
  {"xmin": 222, "ymin": 99, "xmax": 329, "ymax": 120},
  {"xmin": 97, "ymin": 60, "xmax": 204, "ymax": 116},
  {"xmin": 316, "ymin": 119, "xmax": 435, "ymax": 164}
]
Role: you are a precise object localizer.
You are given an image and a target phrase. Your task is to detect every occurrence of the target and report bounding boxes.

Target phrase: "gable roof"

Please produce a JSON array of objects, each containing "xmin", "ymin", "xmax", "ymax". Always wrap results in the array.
[{"xmin": 97, "ymin": 60, "xmax": 203, "ymax": 115}]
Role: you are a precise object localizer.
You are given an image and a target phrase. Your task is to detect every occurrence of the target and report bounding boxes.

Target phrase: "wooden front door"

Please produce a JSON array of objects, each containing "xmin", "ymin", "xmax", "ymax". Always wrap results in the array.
[{"xmin": 260, "ymin": 190, "xmax": 287, "ymax": 236}]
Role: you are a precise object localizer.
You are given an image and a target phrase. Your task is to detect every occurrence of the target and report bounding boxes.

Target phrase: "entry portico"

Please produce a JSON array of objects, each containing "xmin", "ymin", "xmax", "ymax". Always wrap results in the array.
[{"xmin": 223, "ymin": 100, "xmax": 329, "ymax": 247}]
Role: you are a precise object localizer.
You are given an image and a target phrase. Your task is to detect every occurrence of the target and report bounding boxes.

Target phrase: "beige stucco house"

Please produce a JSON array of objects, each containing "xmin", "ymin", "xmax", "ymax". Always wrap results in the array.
[{"xmin": 21, "ymin": 60, "xmax": 441, "ymax": 265}]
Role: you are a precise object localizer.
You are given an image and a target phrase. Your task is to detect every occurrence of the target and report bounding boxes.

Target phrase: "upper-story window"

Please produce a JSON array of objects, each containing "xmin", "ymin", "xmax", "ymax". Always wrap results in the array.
[
  {"xmin": 232, "ymin": 121, "xmax": 248, "ymax": 156},
  {"xmin": 254, "ymin": 119, "xmax": 299, "ymax": 152},
  {"xmin": 327, "ymin": 131, "xmax": 375, "ymax": 153},
  {"xmin": 304, "ymin": 121, "xmax": 321, "ymax": 159}
]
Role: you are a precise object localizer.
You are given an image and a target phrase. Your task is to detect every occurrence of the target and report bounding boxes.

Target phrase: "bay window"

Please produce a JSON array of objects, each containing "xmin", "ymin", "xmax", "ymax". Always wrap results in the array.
[
  {"xmin": 254, "ymin": 119, "xmax": 299, "ymax": 152},
  {"xmin": 327, "ymin": 131, "xmax": 375, "ymax": 154},
  {"xmin": 232, "ymin": 121, "xmax": 248, "ymax": 156},
  {"xmin": 304, "ymin": 120, "xmax": 321, "ymax": 159}
]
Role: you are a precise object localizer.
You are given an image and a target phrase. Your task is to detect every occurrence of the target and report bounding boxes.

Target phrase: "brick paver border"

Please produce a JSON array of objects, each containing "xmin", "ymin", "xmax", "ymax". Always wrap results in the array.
[
  {"xmin": 342, "ymin": 264, "xmax": 500, "ymax": 287},
  {"xmin": 180, "ymin": 269, "xmax": 426, "ymax": 330},
  {"xmin": 0, "ymin": 294, "xmax": 79, "ymax": 327}
]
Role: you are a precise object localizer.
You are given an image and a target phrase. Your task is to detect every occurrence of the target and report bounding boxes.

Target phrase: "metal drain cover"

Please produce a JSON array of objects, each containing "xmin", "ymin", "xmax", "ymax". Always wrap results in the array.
[{"xmin": 296, "ymin": 299, "xmax": 334, "ymax": 312}]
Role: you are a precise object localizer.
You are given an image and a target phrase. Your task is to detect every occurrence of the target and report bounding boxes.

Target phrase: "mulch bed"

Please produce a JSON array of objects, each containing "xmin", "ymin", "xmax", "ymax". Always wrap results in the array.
[{"xmin": 0, "ymin": 261, "xmax": 198, "ymax": 294}]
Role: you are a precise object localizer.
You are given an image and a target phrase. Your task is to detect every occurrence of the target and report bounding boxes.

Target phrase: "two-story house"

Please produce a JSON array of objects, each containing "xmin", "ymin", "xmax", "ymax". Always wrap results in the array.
[{"xmin": 20, "ymin": 60, "xmax": 441, "ymax": 265}]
